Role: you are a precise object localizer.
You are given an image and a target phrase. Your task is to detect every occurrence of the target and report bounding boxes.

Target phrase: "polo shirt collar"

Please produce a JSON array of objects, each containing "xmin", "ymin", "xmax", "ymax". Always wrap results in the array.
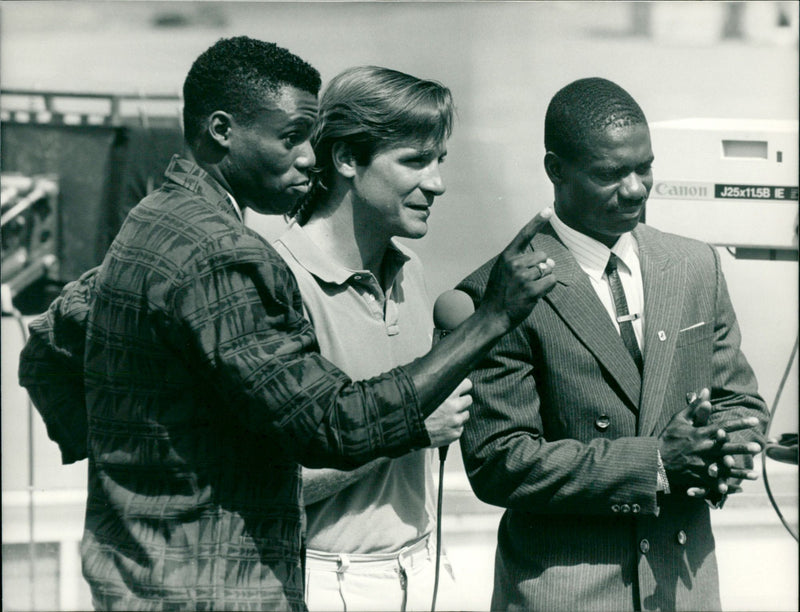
[
  {"xmin": 279, "ymin": 221, "xmax": 410, "ymax": 288},
  {"xmin": 550, "ymin": 208, "xmax": 639, "ymax": 280}
]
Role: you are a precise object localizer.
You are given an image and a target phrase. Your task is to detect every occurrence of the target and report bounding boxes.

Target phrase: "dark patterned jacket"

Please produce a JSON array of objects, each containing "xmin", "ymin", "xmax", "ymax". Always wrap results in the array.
[{"xmin": 19, "ymin": 155, "xmax": 429, "ymax": 611}]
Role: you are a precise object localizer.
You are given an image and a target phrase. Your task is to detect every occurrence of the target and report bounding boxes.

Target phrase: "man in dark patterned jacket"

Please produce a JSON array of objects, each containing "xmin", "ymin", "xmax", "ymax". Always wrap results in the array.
[{"xmin": 18, "ymin": 37, "xmax": 557, "ymax": 610}]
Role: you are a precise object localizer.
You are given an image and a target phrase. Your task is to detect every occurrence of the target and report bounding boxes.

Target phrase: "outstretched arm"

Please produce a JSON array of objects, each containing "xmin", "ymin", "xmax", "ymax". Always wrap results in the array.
[{"xmin": 176, "ymin": 210, "xmax": 558, "ymax": 469}]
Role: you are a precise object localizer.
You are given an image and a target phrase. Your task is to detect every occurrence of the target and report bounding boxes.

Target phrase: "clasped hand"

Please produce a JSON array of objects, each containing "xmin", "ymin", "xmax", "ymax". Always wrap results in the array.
[{"xmin": 658, "ymin": 388, "xmax": 761, "ymax": 502}]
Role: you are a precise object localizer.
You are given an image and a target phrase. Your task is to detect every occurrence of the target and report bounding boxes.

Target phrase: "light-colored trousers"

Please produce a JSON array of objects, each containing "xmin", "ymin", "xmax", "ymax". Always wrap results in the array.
[{"xmin": 305, "ymin": 534, "xmax": 459, "ymax": 612}]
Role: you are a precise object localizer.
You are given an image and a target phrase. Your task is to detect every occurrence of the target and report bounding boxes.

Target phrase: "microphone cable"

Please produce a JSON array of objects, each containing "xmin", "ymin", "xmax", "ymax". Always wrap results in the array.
[
  {"xmin": 429, "ymin": 290, "xmax": 475, "ymax": 611},
  {"xmin": 761, "ymin": 333, "xmax": 798, "ymax": 542},
  {"xmin": 431, "ymin": 446, "xmax": 447, "ymax": 612}
]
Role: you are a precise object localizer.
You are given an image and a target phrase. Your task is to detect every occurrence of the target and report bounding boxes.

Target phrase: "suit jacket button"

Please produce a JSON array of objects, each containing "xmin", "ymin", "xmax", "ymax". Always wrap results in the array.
[
  {"xmin": 639, "ymin": 539, "xmax": 650, "ymax": 554},
  {"xmin": 676, "ymin": 530, "xmax": 687, "ymax": 545},
  {"xmin": 631, "ymin": 504, "xmax": 641, "ymax": 514},
  {"xmin": 594, "ymin": 415, "xmax": 611, "ymax": 431},
  {"xmin": 612, "ymin": 504, "xmax": 620, "ymax": 513},
  {"xmin": 620, "ymin": 504, "xmax": 631, "ymax": 513}
]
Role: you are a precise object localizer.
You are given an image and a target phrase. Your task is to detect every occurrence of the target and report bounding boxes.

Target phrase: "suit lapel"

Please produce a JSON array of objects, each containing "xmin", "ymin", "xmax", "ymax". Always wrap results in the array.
[
  {"xmin": 635, "ymin": 225, "xmax": 686, "ymax": 436},
  {"xmin": 535, "ymin": 228, "xmax": 642, "ymax": 412}
]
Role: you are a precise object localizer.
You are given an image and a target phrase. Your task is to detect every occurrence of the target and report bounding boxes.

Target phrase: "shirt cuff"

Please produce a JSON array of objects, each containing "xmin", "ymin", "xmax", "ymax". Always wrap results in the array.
[{"xmin": 656, "ymin": 449, "xmax": 671, "ymax": 494}]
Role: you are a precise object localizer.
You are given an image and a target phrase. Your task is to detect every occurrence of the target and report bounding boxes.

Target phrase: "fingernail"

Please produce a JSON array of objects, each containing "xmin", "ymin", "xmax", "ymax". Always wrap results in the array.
[
  {"xmin": 686, "ymin": 392, "xmax": 697, "ymax": 404},
  {"xmin": 541, "ymin": 207, "xmax": 553, "ymax": 218}
]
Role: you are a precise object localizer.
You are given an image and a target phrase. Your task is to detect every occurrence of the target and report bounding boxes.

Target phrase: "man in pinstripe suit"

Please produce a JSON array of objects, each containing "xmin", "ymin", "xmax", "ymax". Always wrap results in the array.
[{"xmin": 457, "ymin": 78, "xmax": 768, "ymax": 611}]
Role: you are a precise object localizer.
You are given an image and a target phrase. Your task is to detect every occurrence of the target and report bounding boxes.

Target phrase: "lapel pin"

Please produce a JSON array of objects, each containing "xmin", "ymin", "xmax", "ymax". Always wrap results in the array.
[{"xmin": 658, "ymin": 330, "xmax": 666, "ymax": 341}]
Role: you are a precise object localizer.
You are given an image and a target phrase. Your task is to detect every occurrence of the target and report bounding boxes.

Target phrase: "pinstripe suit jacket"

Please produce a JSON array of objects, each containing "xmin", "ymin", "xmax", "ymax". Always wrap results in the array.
[{"xmin": 457, "ymin": 223, "xmax": 768, "ymax": 612}]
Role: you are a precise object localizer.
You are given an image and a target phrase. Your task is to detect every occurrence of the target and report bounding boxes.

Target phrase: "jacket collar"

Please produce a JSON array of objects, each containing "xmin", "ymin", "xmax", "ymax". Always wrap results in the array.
[
  {"xmin": 634, "ymin": 223, "xmax": 687, "ymax": 435},
  {"xmin": 533, "ymin": 223, "xmax": 685, "ymax": 422},
  {"xmin": 164, "ymin": 155, "xmax": 241, "ymax": 222}
]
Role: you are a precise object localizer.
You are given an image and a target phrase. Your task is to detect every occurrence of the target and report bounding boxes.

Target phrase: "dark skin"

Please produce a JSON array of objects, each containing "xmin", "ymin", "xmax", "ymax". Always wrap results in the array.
[
  {"xmin": 683, "ymin": 388, "xmax": 758, "ymax": 501},
  {"xmin": 544, "ymin": 123, "xmax": 653, "ymax": 248},
  {"xmin": 658, "ymin": 389, "xmax": 760, "ymax": 496},
  {"xmin": 545, "ymin": 123, "xmax": 761, "ymax": 501}
]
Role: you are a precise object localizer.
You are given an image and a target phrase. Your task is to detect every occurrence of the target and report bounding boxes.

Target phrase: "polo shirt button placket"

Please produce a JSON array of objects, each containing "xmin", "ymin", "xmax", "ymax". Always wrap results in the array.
[{"xmin": 357, "ymin": 275, "xmax": 384, "ymax": 320}]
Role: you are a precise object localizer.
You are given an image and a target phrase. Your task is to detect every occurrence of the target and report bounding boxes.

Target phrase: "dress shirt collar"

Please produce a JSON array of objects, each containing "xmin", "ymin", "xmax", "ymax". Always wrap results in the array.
[
  {"xmin": 226, "ymin": 192, "xmax": 244, "ymax": 223},
  {"xmin": 550, "ymin": 208, "xmax": 639, "ymax": 279},
  {"xmin": 278, "ymin": 221, "xmax": 410, "ymax": 288}
]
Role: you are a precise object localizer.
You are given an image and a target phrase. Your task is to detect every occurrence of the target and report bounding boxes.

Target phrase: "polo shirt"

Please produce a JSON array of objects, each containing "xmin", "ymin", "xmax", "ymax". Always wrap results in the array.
[{"xmin": 275, "ymin": 223, "xmax": 436, "ymax": 554}]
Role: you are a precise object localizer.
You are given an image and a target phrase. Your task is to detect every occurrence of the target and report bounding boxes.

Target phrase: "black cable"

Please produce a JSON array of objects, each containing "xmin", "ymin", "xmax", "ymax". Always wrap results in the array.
[
  {"xmin": 431, "ymin": 453, "xmax": 446, "ymax": 612},
  {"xmin": 761, "ymin": 333, "xmax": 799, "ymax": 542}
]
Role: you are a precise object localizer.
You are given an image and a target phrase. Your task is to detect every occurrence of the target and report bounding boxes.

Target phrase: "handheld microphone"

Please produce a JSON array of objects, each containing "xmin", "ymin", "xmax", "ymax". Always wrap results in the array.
[
  {"xmin": 433, "ymin": 288, "xmax": 475, "ymax": 342},
  {"xmin": 430, "ymin": 288, "xmax": 475, "ymax": 612},
  {"xmin": 432, "ymin": 289, "xmax": 475, "ymax": 461}
]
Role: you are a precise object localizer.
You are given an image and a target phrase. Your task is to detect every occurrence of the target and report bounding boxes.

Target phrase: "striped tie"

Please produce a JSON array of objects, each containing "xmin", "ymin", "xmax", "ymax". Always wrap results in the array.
[{"xmin": 605, "ymin": 253, "xmax": 643, "ymax": 374}]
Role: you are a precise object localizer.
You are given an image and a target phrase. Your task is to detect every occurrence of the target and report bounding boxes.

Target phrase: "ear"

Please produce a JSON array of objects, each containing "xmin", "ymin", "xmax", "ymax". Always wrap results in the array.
[
  {"xmin": 332, "ymin": 141, "xmax": 357, "ymax": 178},
  {"xmin": 543, "ymin": 151, "xmax": 565, "ymax": 185},
  {"xmin": 207, "ymin": 111, "xmax": 234, "ymax": 150}
]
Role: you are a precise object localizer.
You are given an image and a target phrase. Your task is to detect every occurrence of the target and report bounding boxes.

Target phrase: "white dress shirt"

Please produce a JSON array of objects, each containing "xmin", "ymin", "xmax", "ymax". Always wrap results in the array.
[
  {"xmin": 550, "ymin": 210, "xmax": 645, "ymax": 352},
  {"xmin": 227, "ymin": 192, "xmax": 244, "ymax": 223}
]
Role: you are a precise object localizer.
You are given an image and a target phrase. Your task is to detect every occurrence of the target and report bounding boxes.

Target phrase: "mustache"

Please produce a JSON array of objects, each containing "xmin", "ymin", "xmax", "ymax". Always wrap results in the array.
[{"xmin": 617, "ymin": 197, "xmax": 647, "ymax": 208}]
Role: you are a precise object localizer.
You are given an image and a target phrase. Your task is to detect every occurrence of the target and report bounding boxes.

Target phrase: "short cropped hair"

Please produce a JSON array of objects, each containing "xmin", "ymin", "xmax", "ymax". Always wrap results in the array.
[
  {"xmin": 182, "ymin": 36, "xmax": 321, "ymax": 144},
  {"xmin": 544, "ymin": 77, "xmax": 647, "ymax": 161},
  {"xmin": 292, "ymin": 65, "xmax": 454, "ymax": 224}
]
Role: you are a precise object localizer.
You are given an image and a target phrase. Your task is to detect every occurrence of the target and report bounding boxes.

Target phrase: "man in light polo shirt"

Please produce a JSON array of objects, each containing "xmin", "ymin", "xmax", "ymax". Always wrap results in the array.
[{"xmin": 272, "ymin": 66, "xmax": 478, "ymax": 611}]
